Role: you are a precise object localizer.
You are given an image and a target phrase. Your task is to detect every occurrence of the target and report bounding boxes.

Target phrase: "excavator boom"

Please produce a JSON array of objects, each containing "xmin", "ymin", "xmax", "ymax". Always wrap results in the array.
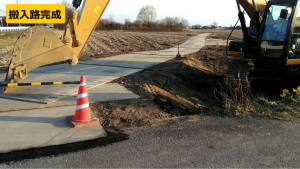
[
  {"xmin": 236, "ymin": 0, "xmax": 267, "ymax": 32},
  {"xmin": 4, "ymin": 0, "xmax": 110, "ymax": 88}
]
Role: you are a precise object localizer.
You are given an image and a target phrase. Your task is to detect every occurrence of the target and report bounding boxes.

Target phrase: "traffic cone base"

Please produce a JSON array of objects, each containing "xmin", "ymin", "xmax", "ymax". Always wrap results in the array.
[{"xmin": 66, "ymin": 115, "xmax": 99, "ymax": 128}]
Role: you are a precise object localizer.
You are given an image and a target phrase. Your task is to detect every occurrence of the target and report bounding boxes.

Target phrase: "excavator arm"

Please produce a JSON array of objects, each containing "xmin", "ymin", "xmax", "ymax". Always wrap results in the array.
[
  {"xmin": 4, "ymin": 0, "xmax": 110, "ymax": 86},
  {"xmin": 236, "ymin": 0, "xmax": 267, "ymax": 32}
]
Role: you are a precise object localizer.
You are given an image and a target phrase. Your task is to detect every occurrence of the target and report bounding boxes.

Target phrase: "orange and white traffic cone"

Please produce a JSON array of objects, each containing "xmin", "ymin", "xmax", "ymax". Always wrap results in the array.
[{"xmin": 66, "ymin": 75, "xmax": 99, "ymax": 128}]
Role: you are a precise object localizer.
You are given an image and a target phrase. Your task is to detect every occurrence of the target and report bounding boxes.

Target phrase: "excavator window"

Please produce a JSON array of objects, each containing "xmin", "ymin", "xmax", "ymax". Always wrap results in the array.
[
  {"xmin": 291, "ymin": 5, "xmax": 300, "ymax": 55},
  {"xmin": 260, "ymin": 4, "xmax": 292, "ymax": 58}
]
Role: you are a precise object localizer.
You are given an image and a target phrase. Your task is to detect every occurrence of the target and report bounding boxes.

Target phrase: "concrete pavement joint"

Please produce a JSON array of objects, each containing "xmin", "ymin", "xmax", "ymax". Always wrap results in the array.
[
  {"xmin": 78, "ymin": 63, "xmax": 144, "ymax": 70},
  {"xmin": 43, "ymin": 128, "xmax": 71, "ymax": 146}
]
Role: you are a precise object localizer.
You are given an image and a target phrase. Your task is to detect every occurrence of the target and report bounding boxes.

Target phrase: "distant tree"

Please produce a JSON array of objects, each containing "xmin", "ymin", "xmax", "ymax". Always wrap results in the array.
[
  {"xmin": 180, "ymin": 18, "xmax": 189, "ymax": 28},
  {"xmin": 236, "ymin": 25, "xmax": 242, "ymax": 29},
  {"xmin": 162, "ymin": 16, "xmax": 174, "ymax": 27},
  {"xmin": 211, "ymin": 21, "xmax": 218, "ymax": 28},
  {"xmin": 124, "ymin": 18, "xmax": 132, "ymax": 29},
  {"xmin": 161, "ymin": 16, "xmax": 186, "ymax": 30},
  {"xmin": 134, "ymin": 19, "xmax": 143, "ymax": 29},
  {"xmin": 108, "ymin": 14, "xmax": 114, "ymax": 23},
  {"xmin": 173, "ymin": 17, "xmax": 180, "ymax": 24},
  {"xmin": 54, "ymin": 0, "xmax": 72, "ymax": 30},
  {"xmin": 137, "ymin": 5, "xmax": 157, "ymax": 27}
]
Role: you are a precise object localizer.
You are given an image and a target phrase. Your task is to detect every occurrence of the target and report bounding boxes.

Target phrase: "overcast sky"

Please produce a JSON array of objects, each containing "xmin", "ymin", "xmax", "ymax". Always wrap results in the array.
[{"xmin": 0, "ymin": 0, "xmax": 251, "ymax": 26}]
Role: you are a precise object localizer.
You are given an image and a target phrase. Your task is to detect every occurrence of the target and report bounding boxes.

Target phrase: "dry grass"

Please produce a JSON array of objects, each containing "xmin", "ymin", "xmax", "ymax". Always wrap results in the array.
[
  {"xmin": 213, "ymin": 73, "xmax": 252, "ymax": 113},
  {"xmin": 213, "ymin": 75, "xmax": 300, "ymax": 123},
  {"xmin": 0, "ymin": 32, "xmax": 23, "ymax": 49}
]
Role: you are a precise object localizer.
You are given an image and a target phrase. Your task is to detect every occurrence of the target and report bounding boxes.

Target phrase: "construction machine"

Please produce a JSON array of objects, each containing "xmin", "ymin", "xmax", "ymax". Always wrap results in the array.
[
  {"xmin": 228, "ymin": 0, "xmax": 300, "ymax": 85},
  {"xmin": 4, "ymin": 0, "xmax": 300, "ymax": 91},
  {"xmin": 3, "ymin": 0, "xmax": 110, "ymax": 91}
]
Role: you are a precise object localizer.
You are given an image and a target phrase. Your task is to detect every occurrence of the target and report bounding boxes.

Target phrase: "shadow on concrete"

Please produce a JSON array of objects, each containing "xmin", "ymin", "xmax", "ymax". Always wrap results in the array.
[
  {"xmin": 0, "ymin": 95, "xmax": 46, "ymax": 104},
  {"xmin": 0, "ymin": 127, "xmax": 129, "ymax": 164},
  {"xmin": 0, "ymin": 116, "xmax": 70, "ymax": 128},
  {"xmin": 77, "ymin": 60, "xmax": 160, "ymax": 70},
  {"xmin": 0, "ymin": 91, "xmax": 139, "ymax": 112}
]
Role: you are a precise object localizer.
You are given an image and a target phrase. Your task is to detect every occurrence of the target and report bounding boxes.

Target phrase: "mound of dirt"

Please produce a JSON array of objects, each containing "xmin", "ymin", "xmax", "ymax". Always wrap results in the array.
[{"xmin": 91, "ymin": 46, "xmax": 237, "ymax": 127}]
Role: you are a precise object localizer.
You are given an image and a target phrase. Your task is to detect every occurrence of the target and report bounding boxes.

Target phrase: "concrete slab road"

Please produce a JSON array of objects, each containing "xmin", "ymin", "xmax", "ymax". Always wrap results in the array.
[{"xmin": 0, "ymin": 106, "xmax": 106, "ymax": 153}]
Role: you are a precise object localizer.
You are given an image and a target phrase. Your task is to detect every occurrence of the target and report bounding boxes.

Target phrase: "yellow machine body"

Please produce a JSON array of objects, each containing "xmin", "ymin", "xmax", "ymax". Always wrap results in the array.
[{"xmin": 4, "ymin": 0, "xmax": 110, "ymax": 86}]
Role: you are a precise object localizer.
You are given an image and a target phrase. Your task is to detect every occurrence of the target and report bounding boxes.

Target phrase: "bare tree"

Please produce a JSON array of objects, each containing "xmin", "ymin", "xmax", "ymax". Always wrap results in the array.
[
  {"xmin": 162, "ymin": 16, "xmax": 176, "ymax": 27},
  {"xmin": 180, "ymin": 18, "xmax": 189, "ymax": 28},
  {"xmin": 173, "ymin": 17, "xmax": 180, "ymax": 24},
  {"xmin": 137, "ymin": 5, "xmax": 157, "ymax": 27},
  {"xmin": 54, "ymin": 0, "xmax": 72, "ymax": 30},
  {"xmin": 108, "ymin": 14, "xmax": 114, "ymax": 23},
  {"xmin": 124, "ymin": 18, "xmax": 132, "ymax": 28},
  {"xmin": 16, "ymin": 0, "xmax": 21, "ymax": 27},
  {"xmin": 211, "ymin": 21, "xmax": 218, "ymax": 28},
  {"xmin": 161, "ymin": 16, "xmax": 183, "ymax": 27}
]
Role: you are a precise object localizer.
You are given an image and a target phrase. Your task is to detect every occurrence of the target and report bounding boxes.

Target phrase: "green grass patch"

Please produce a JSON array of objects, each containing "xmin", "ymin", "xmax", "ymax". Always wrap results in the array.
[{"xmin": 0, "ymin": 31, "xmax": 23, "ymax": 49}]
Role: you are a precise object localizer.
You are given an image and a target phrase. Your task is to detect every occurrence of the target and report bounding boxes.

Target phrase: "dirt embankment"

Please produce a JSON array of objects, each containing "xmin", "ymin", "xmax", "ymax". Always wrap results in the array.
[{"xmin": 91, "ymin": 46, "xmax": 237, "ymax": 127}]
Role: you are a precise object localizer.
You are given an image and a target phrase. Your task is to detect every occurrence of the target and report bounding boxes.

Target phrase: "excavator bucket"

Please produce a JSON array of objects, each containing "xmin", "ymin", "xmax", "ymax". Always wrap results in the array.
[
  {"xmin": 4, "ymin": 26, "xmax": 75, "ymax": 86},
  {"xmin": 3, "ymin": 0, "xmax": 111, "ymax": 92}
]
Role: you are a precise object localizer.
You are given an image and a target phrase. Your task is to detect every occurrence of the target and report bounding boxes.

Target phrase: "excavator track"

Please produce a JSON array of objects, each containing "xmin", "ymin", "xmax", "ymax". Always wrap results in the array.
[{"xmin": 226, "ymin": 59, "xmax": 250, "ymax": 87}]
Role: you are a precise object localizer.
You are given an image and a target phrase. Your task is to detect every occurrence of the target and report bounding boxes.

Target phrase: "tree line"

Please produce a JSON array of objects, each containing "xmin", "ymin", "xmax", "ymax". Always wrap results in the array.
[
  {"xmin": 97, "ymin": 5, "xmax": 189, "ymax": 31},
  {"xmin": 54, "ymin": 3, "xmax": 190, "ymax": 31}
]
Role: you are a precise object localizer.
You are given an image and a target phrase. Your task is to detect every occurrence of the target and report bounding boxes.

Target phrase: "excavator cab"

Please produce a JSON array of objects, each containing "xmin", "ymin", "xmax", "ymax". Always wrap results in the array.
[{"xmin": 228, "ymin": 0, "xmax": 300, "ymax": 74}]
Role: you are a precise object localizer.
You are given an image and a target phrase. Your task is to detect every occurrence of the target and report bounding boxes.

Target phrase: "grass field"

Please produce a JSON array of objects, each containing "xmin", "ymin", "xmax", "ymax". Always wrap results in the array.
[{"xmin": 0, "ymin": 31, "xmax": 23, "ymax": 49}]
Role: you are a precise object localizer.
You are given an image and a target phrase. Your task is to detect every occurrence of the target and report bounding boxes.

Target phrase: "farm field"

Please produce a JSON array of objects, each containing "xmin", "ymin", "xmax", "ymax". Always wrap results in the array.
[{"xmin": 0, "ymin": 29, "xmax": 242, "ymax": 73}]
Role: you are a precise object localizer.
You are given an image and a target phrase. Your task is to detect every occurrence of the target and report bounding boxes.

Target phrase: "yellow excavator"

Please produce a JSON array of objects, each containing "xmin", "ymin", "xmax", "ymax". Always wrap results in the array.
[
  {"xmin": 227, "ymin": 0, "xmax": 300, "ymax": 84},
  {"xmin": 3, "ymin": 0, "xmax": 300, "ymax": 90},
  {"xmin": 4, "ymin": 0, "xmax": 110, "ymax": 87}
]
